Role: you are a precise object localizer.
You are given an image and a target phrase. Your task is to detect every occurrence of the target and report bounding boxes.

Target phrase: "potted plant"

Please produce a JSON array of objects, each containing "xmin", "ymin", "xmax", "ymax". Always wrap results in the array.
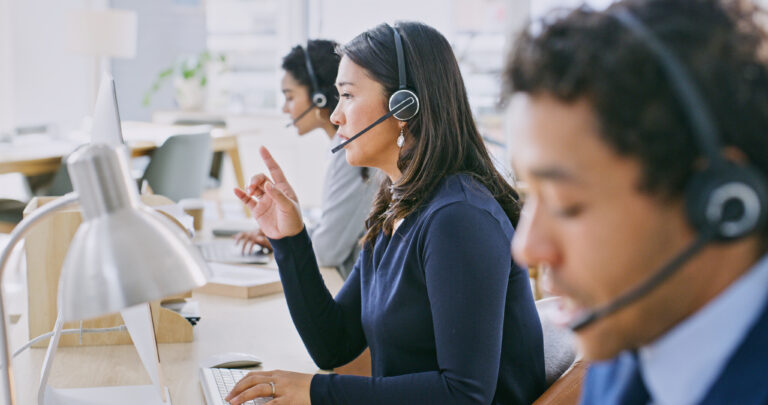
[{"xmin": 143, "ymin": 51, "xmax": 226, "ymax": 111}]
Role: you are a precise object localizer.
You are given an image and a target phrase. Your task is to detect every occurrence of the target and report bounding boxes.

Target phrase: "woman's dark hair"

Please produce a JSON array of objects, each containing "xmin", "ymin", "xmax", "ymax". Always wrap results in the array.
[
  {"xmin": 283, "ymin": 39, "xmax": 369, "ymax": 181},
  {"xmin": 339, "ymin": 22, "xmax": 521, "ymax": 245},
  {"xmin": 282, "ymin": 39, "xmax": 341, "ymax": 114},
  {"xmin": 505, "ymin": 0, "xmax": 768, "ymax": 245}
]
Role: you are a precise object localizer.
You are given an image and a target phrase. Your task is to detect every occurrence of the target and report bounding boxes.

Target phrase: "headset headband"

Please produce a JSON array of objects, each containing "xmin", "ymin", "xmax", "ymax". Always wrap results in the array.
[
  {"xmin": 392, "ymin": 25, "xmax": 407, "ymax": 90},
  {"xmin": 303, "ymin": 44, "xmax": 320, "ymax": 94},
  {"xmin": 613, "ymin": 9, "xmax": 724, "ymax": 168}
]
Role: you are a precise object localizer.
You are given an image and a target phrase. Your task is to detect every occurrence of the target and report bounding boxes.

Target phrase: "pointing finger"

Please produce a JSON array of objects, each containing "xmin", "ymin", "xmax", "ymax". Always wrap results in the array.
[{"xmin": 259, "ymin": 146, "xmax": 288, "ymax": 185}]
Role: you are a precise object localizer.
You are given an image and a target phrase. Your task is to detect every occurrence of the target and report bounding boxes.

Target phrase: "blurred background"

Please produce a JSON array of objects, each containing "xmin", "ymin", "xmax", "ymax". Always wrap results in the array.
[{"xmin": 0, "ymin": 0, "xmax": 626, "ymax": 221}]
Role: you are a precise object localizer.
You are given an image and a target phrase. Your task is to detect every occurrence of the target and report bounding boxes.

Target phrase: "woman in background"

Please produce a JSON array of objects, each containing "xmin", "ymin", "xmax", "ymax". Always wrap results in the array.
[
  {"xmin": 235, "ymin": 39, "xmax": 378, "ymax": 279},
  {"xmin": 230, "ymin": 22, "xmax": 545, "ymax": 404}
]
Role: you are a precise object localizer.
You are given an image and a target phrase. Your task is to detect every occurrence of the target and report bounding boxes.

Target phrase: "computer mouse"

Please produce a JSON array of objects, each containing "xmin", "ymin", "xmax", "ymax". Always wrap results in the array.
[{"xmin": 201, "ymin": 352, "xmax": 262, "ymax": 369}]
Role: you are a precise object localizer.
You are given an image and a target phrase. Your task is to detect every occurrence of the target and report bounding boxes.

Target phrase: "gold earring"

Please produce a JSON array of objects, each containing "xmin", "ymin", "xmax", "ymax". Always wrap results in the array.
[{"xmin": 397, "ymin": 128, "xmax": 405, "ymax": 148}]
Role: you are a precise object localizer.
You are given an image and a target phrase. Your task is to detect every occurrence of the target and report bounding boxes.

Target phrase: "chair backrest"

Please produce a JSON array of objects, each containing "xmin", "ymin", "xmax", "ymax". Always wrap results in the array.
[
  {"xmin": 141, "ymin": 132, "xmax": 212, "ymax": 202},
  {"xmin": 0, "ymin": 199, "xmax": 28, "ymax": 224},
  {"xmin": 537, "ymin": 297, "xmax": 578, "ymax": 386},
  {"xmin": 533, "ymin": 297, "xmax": 585, "ymax": 405},
  {"xmin": 47, "ymin": 164, "xmax": 73, "ymax": 196}
]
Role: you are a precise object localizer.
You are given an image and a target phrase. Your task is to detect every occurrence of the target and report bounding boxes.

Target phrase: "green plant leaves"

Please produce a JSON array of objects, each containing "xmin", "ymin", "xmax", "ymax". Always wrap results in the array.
[{"xmin": 143, "ymin": 51, "xmax": 224, "ymax": 107}]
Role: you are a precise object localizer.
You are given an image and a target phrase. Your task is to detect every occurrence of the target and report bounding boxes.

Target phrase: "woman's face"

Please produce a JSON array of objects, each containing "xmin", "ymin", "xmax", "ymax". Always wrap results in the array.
[
  {"xmin": 330, "ymin": 56, "xmax": 402, "ymax": 177},
  {"xmin": 281, "ymin": 71, "xmax": 324, "ymax": 135}
]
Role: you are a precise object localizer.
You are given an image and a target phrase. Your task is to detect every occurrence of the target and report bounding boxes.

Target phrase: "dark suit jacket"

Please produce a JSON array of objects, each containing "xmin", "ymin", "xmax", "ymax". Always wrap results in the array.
[{"xmin": 580, "ymin": 297, "xmax": 768, "ymax": 404}]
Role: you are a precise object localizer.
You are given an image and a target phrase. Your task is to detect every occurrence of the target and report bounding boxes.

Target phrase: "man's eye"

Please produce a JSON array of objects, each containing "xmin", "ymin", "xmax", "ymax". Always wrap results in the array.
[{"xmin": 554, "ymin": 205, "xmax": 584, "ymax": 218}]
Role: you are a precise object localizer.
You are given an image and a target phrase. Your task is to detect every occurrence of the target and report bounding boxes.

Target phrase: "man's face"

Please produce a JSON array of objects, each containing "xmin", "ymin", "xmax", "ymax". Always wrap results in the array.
[{"xmin": 509, "ymin": 94, "xmax": 697, "ymax": 360}]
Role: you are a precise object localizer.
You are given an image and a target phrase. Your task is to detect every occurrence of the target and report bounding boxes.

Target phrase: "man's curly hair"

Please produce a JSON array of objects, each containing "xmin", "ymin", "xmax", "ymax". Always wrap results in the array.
[{"xmin": 506, "ymin": 0, "xmax": 768, "ymax": 200}]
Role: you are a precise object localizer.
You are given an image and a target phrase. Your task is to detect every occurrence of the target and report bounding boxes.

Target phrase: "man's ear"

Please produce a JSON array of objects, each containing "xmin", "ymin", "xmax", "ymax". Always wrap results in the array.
[{"xmin": 722, "ymin": 146, "xmax": 750, "ymax": 165}]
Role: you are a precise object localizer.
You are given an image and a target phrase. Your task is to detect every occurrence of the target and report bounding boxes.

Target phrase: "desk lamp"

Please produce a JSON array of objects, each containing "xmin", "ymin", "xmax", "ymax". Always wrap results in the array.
[{"xmin": 0, "ymin": 143, "xmax": 211, "ymax": 404}]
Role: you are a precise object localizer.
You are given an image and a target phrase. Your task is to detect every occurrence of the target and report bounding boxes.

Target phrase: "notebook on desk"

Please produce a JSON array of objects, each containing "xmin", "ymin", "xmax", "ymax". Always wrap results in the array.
[{"xmin": 195, "ymin": 263, "xmax": 282, "ymax": 299}]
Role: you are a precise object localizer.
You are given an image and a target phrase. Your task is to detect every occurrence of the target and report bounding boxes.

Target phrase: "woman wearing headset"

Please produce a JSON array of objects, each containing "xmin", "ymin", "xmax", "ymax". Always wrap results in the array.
[
  {"xmin": 229, "ymin": 22, "xmax": 545, "ymax": 405},
  {"xmin": 235, "ymin": 39, "xmax": 379, "ymax": 279}
]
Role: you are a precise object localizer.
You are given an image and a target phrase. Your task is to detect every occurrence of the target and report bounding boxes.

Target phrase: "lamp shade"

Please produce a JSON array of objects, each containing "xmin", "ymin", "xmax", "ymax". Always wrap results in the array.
[
  {"xmin": 66, "ymin": 9, "xmax": 138, "ymax": 58},
  {"xmin": 58, "ymin": 143, "xmax": 210, "ymax": 322}
]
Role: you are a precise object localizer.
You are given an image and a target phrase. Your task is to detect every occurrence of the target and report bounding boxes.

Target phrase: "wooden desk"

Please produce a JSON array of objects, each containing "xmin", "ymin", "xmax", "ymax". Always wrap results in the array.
[
  {"xmin": 0, "ymin": 122, "xmax": 248, "ymax": 191},
  {"xmin": 8, "ymin": 261, "xmax": 344, "ymax": 404}
]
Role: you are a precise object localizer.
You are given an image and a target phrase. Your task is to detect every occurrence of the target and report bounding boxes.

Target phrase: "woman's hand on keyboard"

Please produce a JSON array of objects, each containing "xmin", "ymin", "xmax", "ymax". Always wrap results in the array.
[
  {"xmin": 234, "ymin": 146, "xmax": 304, "ymax": 240},
  {"xmin": 225, "ymin": 369, "xmax": 312, "ymax": 405},
  {"xmin": 234, "ymin": 229, "xmax": 273, "ymax": 255}
]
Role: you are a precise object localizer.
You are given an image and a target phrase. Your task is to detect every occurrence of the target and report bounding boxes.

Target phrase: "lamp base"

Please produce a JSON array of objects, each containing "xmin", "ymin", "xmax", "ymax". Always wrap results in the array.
[{"xmin": 43, "ymin": 385, "xmax": 171, "ymax": 405}]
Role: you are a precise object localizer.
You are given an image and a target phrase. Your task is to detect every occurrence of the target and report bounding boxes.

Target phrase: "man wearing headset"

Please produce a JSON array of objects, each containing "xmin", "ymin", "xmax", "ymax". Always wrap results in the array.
[{"xmin": 505, "ymin": 0, "xmax": 768, "ymax": 404}]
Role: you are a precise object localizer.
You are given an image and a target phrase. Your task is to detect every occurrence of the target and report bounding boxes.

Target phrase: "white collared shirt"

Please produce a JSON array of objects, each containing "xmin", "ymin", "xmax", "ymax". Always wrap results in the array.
[{"xmin": 638, "ymin": 253, "xmax": 768, "ymax": 405}]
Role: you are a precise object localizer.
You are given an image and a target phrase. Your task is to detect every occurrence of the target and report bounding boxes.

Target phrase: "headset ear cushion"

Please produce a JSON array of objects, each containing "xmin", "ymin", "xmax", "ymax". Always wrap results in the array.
[
  {"xmin": 686, "ymin": 165, "xmax": 768, "ymax": 241},
  {"xmin": 389, "ymin": 89, "xmax": 419, "ymax": 121},
  {"xmin": 313, "ymin": 92, "xmax": 327, "ymax": 108}
]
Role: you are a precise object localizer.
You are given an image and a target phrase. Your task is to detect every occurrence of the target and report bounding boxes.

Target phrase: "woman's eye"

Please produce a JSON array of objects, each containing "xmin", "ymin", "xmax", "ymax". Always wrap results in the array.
[{"xmin": 340, "ymin": 93, "xmax": 352, "ymax": 99}]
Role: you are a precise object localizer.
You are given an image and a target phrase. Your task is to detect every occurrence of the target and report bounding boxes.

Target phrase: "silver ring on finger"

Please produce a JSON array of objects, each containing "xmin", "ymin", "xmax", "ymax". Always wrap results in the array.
[{"xmin": 269, "ymin": 381, "xmax": 276, "ymax": 396}]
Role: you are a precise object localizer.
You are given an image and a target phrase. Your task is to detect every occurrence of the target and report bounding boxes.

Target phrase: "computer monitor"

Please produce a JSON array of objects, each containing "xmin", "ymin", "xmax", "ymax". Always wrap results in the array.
[{"xmin": 91, "ymin": 73, "xmax": 125, "ymax": 145}]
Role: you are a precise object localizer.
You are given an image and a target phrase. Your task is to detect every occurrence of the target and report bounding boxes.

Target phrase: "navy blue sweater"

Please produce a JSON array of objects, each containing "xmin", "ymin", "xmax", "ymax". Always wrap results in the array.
[{"xmin": 270, "ymin": 174, "xmax": 546, "ymax": 404}]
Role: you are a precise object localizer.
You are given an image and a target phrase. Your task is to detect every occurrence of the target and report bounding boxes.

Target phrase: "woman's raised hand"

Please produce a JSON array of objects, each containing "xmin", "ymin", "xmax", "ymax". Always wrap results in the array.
[{"xmin": 233, "ymin": 146, "xmax": 304, "ymax": 239}]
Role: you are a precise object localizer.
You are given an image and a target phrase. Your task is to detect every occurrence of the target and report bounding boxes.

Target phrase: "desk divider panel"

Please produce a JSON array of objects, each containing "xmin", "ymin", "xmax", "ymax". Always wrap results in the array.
[{"xmin": 24, "ymin": 194, "xmax": 194, "ymax": 347}]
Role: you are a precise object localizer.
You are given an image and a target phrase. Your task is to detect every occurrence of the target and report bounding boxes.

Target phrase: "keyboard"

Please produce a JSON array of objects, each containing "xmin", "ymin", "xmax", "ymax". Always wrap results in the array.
[
  {"xmin": 200, "ymin": 367, "xmax": 273, "ymax": 405},
  {"xmin": 197, "ymin": 240, "xmax": 270, "ymax": 265}
]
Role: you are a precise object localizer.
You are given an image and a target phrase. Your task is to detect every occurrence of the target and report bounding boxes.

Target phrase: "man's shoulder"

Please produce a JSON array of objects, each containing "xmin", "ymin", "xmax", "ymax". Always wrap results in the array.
[
  {"xmin": 701, "ymin": 296, "xmax": 768, "ymax": 404},
  {"xmin": 582, "ymin": 300, "xmax": 768, "ymax": 405},
  {"xmin": 581, "ymin": 352, "xmax": 645, "ymax": 405}
]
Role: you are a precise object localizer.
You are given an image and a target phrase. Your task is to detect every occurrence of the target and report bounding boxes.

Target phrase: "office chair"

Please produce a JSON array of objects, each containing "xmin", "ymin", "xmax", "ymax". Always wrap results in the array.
[
  {"xmin": 47, "ymin": 165, "xmax": 74, "ymax": 196},
  {"xmin": 0, "ymin": 200, "xmax": 26, "ymax": 233},
  {"xmin": 0, "ymin": 164, "xmax": 75, "ymax": 233},
  {"xmin": 140, "ymin": 131, "xmax": 213, "ymax": 202},
  {"xmin": 0, "ymin": 125, "xmax": 66, "ymax": 232},
  {"xmin": 533, "ymin": 297, "xmax": 585, "ymax": 405},
  {"xmin": 171, "ymin": 119, "xmax": 226, "ymax": 188},
  {"xmin": 0, "ymin": 173, "xmax": 34, "ymax": 232}
]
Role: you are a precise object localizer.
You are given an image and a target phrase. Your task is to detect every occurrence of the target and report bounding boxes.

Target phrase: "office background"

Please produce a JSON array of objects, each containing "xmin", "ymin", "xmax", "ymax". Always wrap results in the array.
[{"xmin": 0, "ymin": 0, "xmax": 649, "ymax": 211}]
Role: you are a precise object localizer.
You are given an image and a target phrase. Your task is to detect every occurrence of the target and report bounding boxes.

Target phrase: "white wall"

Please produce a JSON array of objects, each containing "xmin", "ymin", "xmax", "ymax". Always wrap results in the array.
[
  {"xmin": 0, "ymin": 0, "xmax": 206, "ymax": 131},
  {"xmin": 0, "ymin": 0, "xmax": 13, "ymax": 133},
  {"xmin": 313, "ymin": 0, "xmax": 453, "ymax": 44},
  {"xmin": 504, "ymin": 0, "xmax": 531, "ymax": 179},
  {"xmin": 227, "ymin": 113, "xmax": 331, "ymax": 209},
  {"xmin": 7, "ymin": 0, "xmax": 98, "ymax": 133},
  {"xmin": 110, "ymin": 0, "xmax": 207, "ymax": 121}
]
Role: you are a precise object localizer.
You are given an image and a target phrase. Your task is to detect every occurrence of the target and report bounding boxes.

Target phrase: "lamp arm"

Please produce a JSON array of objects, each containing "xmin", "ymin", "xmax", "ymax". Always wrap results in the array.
[{"xmin": 0, "ymin": 192, "xmax": 79, "ymax": 405}]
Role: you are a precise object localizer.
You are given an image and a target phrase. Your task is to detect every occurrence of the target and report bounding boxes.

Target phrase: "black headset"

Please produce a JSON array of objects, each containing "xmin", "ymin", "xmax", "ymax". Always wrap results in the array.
[
  {"xmin": 569, "ymin": 9, "xmax": 768, "ymax": 331},
  {"xmin": 331, "ymin": 23, "xmax": 420, "ymax": 153},
  {"xmin": 287, "ymin": 42, "xmax": 329, "ymax": 127},
  {"xmin": 613, "ymin": 9, "xmax": 767, "ymax": 242},
  {"xmin": 303, "ymin": 42, "xmax": 327, "ymax": 109},
  {"xmin": 389, "ymin": 24, "xmax": 419, "ymax": 121}
]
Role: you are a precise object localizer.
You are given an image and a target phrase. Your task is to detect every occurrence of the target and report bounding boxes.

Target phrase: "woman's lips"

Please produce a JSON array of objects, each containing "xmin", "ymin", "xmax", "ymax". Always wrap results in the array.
[{"xmin": 338, "ymin": 133, "xmax": 349, "ymax": 141}]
